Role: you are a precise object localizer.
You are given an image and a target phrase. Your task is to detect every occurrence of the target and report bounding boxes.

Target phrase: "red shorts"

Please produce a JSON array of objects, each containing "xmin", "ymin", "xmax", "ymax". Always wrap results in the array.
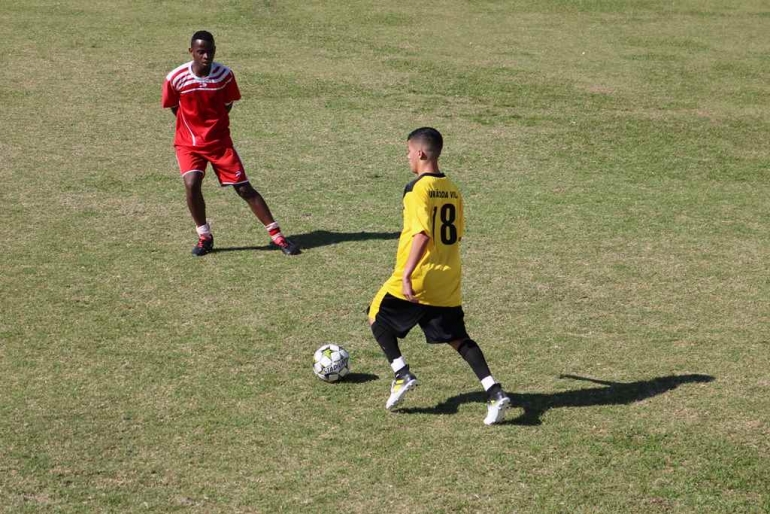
[{"xmin": 175, "ymin": 145, "xmax": 249, "ymax": 186}]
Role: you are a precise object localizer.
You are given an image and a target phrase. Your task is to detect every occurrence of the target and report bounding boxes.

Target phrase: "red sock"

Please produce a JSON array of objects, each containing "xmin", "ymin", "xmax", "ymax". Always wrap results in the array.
[{"xmin": 265, "ymin": 222, "xmax": 284, "ymax": 242}]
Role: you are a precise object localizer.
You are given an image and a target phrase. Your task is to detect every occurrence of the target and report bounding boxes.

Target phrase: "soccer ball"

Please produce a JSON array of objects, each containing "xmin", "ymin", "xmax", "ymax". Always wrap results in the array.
[{"xmin": 313, "ymin": 344, "xmax": 350, "ymax": 382}]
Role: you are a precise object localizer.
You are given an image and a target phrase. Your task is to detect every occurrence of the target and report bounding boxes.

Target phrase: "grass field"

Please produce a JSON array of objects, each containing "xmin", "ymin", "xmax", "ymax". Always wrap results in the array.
[{"xmin": 2, "ymin": 0, "xmax": 769, "ymax": 512}]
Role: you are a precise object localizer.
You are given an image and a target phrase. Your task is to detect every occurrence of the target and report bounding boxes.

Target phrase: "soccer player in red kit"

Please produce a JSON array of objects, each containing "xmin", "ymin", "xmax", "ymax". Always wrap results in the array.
[{"xmin": 162, "ymin": 31, "xmax": 299, "ymax": 256}]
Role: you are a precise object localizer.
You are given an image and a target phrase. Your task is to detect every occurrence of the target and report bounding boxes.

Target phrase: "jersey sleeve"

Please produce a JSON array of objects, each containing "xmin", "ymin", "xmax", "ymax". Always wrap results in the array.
[
  {"xmin": 161, "ymin": 78, "xmax": 179, "ymax": 108},
  {"xmin": 223, "ymin": 72, "xmax": 242, "ymax": 105},
  {"xmin": 403, "ymin": 186, "xmax": 432, "ymax": 239}
]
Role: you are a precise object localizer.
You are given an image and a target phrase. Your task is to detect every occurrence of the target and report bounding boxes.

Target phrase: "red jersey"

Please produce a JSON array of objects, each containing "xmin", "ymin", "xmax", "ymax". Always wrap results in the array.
[{"xmin": 161, "ymin": 61, "xmax": 241, "ymax": 149}]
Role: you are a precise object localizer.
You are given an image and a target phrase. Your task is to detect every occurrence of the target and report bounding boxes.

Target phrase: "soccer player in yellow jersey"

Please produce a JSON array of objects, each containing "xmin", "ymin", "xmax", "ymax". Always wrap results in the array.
[{"xmin": 368, "ymin": 127, "xmax": 510, "ymax": 425}]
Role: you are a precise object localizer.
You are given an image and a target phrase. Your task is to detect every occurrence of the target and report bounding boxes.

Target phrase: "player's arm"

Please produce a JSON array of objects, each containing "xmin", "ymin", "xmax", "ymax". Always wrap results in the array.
[
  {"xmin": 162, "ymin": 79, "xmax": 179, "ymax": 116},
  {"xmin": 402, "ymin": 231, "xmax": 430, "ymax": 303},
  {"xmin": 224, "ymin": 72, "xmax": 241, "ymax": 114}
]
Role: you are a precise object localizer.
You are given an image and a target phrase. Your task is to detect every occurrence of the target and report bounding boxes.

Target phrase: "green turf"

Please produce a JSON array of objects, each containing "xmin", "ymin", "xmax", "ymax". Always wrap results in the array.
[{"xmin": 2, "ymin": 0, "xmax": 769, "ymax": 512}]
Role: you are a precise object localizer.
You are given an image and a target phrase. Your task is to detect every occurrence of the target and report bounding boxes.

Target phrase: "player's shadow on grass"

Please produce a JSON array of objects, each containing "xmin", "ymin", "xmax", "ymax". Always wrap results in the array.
[
  {"xmin": 213, "ymin": 230, "xmax": 400, "ymax": 253},
  {"xmin": 398, "ymin": 374, "xmax": 715, "ymax": 426}
]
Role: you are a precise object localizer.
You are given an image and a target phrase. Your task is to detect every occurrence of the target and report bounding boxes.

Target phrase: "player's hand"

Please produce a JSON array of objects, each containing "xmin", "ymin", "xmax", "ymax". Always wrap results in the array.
[{"xmin": 402, "ymin": 278, "xmax": 418, "ymax": 303}]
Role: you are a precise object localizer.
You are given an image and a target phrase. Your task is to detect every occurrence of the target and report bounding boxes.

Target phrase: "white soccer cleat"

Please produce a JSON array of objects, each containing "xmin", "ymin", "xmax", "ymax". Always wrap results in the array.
[
  {"xmin": 484, "ymin": 389, "xmax": 511, "ymax": 425},
  {"xmin": 386, "ymin": 373, "xmax": 418, "ymax": 410}
]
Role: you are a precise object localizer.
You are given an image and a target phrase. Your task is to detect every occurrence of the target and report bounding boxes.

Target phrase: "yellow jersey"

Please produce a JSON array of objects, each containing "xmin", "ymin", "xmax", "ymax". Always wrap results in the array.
[{"xmin": 382, "ymin": 172, "xmax": 465, "ymax": 307}]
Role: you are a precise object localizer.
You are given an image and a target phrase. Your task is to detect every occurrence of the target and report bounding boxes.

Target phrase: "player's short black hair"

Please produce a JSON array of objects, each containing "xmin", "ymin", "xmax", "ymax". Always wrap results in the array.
[
  {"xmin": 191, "ymin": 30, "xmax": 215, "ymax": 46},
  {"xmin": 407, "ymin": 127, "xmax": 443, "ymax": 158}
]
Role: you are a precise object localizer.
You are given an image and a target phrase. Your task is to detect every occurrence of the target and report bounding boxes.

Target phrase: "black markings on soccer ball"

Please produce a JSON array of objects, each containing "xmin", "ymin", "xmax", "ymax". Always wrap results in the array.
[{"xmin": 322, "ymin": 361, "xmax": 347, "ymax": 374}]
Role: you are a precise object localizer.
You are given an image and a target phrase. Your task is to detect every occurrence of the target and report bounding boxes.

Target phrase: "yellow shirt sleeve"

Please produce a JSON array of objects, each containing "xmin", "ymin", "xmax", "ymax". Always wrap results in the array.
[{"xmin": 404, "ymin": 186, "xmax": 432, "ymax": 238}]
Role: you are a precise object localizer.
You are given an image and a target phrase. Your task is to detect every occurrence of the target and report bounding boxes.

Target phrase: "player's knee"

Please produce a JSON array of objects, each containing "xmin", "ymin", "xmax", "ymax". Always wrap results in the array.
[
  {"xmin": 234, "ymin": 183, "xmax": 258, "ymax": 199},
  {"xmin": 454, "ymin": 338, "xmax": 479, "ymax": 358},
  {"xmin": 184, "ymin": 174, "xmax": 203, "ymax": 191},
  {"xmin": 371, "ymin": 320, "xmax": 391, "ymax": 339}
]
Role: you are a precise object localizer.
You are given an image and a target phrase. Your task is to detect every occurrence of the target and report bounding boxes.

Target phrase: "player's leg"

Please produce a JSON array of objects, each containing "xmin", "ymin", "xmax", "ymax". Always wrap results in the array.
[
  {"xmin": 421, "ymin": 306, "xmax": 510, "ymax": 425},
  {"xmin": 232, "ymin": 183, "xmax": 300, "ymax": 255},
  {"xmin": 448, "ymin": 338, "xmax": 510, "ymax": 425},
  {"xmin": 185, "ymin": 171, "xmax": 215, "ymax": 256},
  {"xmin": 368, "ymin": 289, "xmax": 420, "ymax": 410},
  {"xmin": 211, "ymin": 147, "xmax": 300, "ymax": 255},
  {"xmin": 233, "ymin": 182, "xmax": 274, "ymax": 224},
  {"xmin": 177, "ymin": 147, "xmax": 213, "ymax": 256},
  {"xmin": 184, "ymin": 170, "xmax": 206, "ymax": 226}
]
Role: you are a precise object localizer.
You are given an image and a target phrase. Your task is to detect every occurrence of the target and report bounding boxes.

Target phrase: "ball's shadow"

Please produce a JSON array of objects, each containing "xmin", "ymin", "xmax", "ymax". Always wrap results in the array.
[{"xmin": 341, "ymin": 373, "xmax": 379, "ymax": 384}]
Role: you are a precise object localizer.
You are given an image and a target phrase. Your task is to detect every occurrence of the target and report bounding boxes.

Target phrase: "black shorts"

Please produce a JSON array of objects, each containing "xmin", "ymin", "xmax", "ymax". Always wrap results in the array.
[{"xmin": 372, "ymin": 293, "xmax": 469, "ymax": 344}]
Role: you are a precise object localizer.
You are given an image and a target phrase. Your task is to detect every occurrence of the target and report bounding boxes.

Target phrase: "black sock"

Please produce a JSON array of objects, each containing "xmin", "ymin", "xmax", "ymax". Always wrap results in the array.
[
  {"xmin": 455, "ymin": 339, "xmax": 492, "ymax": 381},
  {"xmin": 487, "ymin": 383, "xmax": 503, "ymax": 397},
  {"xmin": 395, "ymin": 365, "xmax": 411, "ymax": 379},
  {"xmin": 371, "ymin": 320, "xmax": 402, "ymax": 363}
]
